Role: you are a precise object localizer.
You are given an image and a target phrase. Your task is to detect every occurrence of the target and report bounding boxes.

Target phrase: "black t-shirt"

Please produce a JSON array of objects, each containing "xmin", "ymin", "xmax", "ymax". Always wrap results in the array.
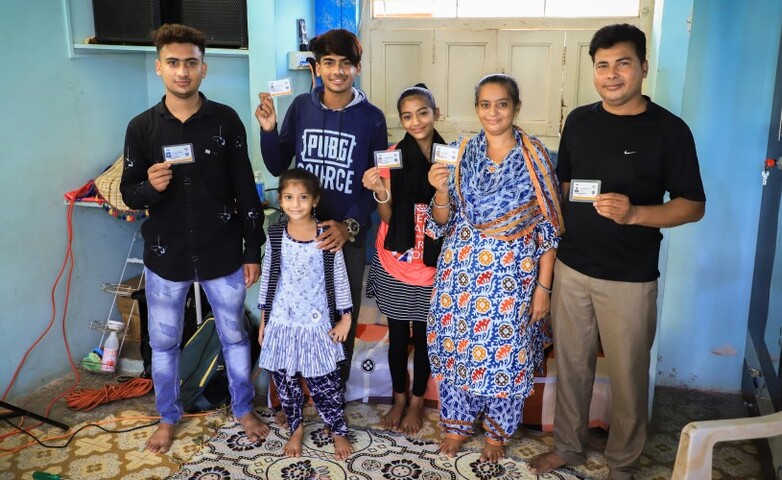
[
  {"xmin": 120, "ymin": 94, "xmax": 265, "ymax": 282},
  {"xmin": 557, "ymin": 99, "xmax": 706, "ymax": 282}
]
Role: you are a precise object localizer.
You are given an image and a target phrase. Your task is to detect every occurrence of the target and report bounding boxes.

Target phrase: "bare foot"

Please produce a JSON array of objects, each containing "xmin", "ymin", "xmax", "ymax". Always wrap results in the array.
[
  {"xmin": 480, "ymin": 440, "xmax": 505, "ymax": 463},
  {"xmin": 146, "ymin": 423, "xmax": 175, "ymax": 453},
  {"xmin": 283, "ymin": 425, "xmax": 304, "ymax": 457},
  {"xmin": 333, "ymin": 434, "xmax": 353, "ymax": 460},
  {"xmin": 381, "ymin": 392, "xmax": 407, "ymax": 431},
  {"xmin": 275, "ymin": 408, "xmax": 289, "ymax": 429},
  {"xmin": 527, "ymin": 451, "xmax": 568, "ymax": 474},
  {"xmin": 399, "ymin": 394, "xmax": 424, "ymax": 435},
  {"xmin": 439, "ymin": 435, "xmax": 466, "ymax": 457},
  {"xmin": 238, "ymin": 411, "xmax": 270, "ymax": 443}
]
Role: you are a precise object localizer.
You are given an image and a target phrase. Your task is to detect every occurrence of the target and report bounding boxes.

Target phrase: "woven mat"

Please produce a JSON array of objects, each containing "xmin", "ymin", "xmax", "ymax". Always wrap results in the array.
[
  {"xmin": 169, "ymin": 404, "xmax": 591, "ymax": 480},
  {"xmin": 0, "ymin": 409, "xmax": 225, "ymax": 480}
]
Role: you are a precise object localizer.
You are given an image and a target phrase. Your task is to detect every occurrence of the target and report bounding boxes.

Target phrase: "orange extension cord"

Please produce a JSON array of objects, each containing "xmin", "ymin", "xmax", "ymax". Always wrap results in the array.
[
  {"xmin": 0, "ymin": 189, "xmax": 85, "ymax": 447},
  {"xmin": 0, "ymin": 183, "xmax": 152, "ymax": 452},
  {"xmin": 1, "ymin": 188, "xmax": 215, "ymax": 456},
  {"xmin": 65, "ymin": 378, "xmax": 154, "ymax": 411}
]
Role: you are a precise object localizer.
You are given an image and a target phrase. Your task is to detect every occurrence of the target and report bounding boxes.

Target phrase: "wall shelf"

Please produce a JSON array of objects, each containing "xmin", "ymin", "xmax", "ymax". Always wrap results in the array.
[
  {"xmin": 72, "ymin": 42, "xmax": 249, "ymax": 58},
  {"xmin": 64, "ymin": 0, "xmax": 249, "ymax": 59}
]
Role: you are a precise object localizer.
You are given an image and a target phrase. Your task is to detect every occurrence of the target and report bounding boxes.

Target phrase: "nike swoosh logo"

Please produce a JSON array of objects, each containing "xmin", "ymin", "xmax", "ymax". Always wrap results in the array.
[{"xmin": 624, "ymin": 150, "xmax": 636, "ymax": 155}]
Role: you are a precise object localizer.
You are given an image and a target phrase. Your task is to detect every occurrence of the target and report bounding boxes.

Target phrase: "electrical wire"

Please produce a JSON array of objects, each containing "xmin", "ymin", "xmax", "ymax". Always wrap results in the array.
[
  {"xmin": 0, "ymin": 410, "xmax": 216, "ymax": 456},
  {"xmin": 3, "ymin": 416, "xmax": 159, "ymax": 450},
  {"xmin": 0, "ymin": 194, "xmax": 85, "ymax": 444},
  {"xmin": 1, "ymin": 200, "xmax": 79, "ymax": 402},
  {"xmin": 1, "ymin": 182, "xmax": 261, "ymax": 456},
  {"xmin": 65, "ymin": 378, "xmax": 153, "ymax": 411},
  {"xmin": 1, "ymin": 183, "xmax": 100, "ymax": 445}
]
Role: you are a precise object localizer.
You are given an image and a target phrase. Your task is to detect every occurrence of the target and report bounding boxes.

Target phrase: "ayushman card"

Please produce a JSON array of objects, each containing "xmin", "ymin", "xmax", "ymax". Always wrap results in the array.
[
  {"xmin": 374, "ymin": 149, "xmax": 403, "ymax": 169},
  {"xmin": 163, "ymin": 143, "xmax": 195, "ymax": 164},
  {"xmin": 569, "ymin": 179, "xmax": 601, "ymax": 202},
  {"xmin": 268, "ymin": 78, "xmax": 293, "ymax": 97},
  {"xmin": 432, "ymin": 143, "xmax": 460, "ymax": 165}
]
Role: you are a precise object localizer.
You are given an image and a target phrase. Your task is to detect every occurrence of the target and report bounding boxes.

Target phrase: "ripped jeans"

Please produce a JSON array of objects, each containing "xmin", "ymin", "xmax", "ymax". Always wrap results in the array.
[{"xmin": 144, "ymin": 267, "xmax": 254, "ymax": 425}]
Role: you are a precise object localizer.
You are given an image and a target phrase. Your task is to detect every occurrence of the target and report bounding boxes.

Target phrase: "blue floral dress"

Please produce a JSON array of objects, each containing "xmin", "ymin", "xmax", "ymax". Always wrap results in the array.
[{"xmin": 426, "ymin": 129, "xmax": 560, "ymax": 399}]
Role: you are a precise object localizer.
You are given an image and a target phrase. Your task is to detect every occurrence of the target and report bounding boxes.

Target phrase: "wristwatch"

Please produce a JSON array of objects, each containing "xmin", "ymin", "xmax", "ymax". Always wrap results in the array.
[{"xmin": 343, "ymin": 218, "xmax": 360, "ymax": 242}]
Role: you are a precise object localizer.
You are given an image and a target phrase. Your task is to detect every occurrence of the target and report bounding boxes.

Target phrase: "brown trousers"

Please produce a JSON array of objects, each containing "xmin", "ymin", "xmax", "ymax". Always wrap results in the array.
[{"xmin": 551, "ymin": 260, "xmax": 657, "ymax": 480}]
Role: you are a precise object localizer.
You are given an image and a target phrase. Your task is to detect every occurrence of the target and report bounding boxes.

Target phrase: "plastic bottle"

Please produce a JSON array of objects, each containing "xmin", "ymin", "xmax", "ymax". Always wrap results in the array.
[
  {"xmin": 101, "ymin": 330, "xmax": 119, "ymax": 373},
  {"xmin": 254, "ymin": 171, "xmax": 265, "ymax": 204}
]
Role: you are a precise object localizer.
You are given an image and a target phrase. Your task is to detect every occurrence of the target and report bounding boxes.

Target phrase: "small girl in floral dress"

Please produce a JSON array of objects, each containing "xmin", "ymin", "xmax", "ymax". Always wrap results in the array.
[{"xmin": 257, "ymin": 167, "xmax": 353, "ymax": 460}]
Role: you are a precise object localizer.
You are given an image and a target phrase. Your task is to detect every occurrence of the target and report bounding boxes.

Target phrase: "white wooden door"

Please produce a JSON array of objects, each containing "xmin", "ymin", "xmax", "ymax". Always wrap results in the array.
[
  {"xmin": 430, "ymin": 30, "xmax": 498, "ymax": 140},
  {"xmin": 498, "ymin": 30, "xmax": 565, "ymax": 138},
  {"xmin": 562, "ymin": 30, "xmax": 601, "ymax": 127},
  {"xmin": 367, "ymin": 29, "xmax": 435, "ymax": 142}
]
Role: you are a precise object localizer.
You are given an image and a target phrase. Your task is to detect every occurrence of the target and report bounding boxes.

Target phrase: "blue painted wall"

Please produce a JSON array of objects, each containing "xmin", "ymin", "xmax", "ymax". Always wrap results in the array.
[
  {"xmin": 654, "ymin": 0, "xmax": 782, "ymax": 390},
  {"xmin": 0, "ymin": 0, "xmax": 315, "ymax": 400},
  {"xmin": 1, "ymin": 0, "xmax": 782, "ymax": 400},
  {"xmin": 0, "ymin": 1, "xmax": 148, "ymax": 398}
]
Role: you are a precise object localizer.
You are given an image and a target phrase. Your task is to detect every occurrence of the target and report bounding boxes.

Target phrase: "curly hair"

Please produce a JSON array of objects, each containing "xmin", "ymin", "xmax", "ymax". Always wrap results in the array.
[{"xmin": 152, "ymin": 23, "xmax": 207, "ymax": 57}]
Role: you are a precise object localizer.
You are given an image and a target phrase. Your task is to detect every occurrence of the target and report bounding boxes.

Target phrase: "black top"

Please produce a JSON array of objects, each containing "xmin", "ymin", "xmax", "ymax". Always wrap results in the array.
[
  {"xmin": 120, "ymin": 93, "xmax": 265, "ymax": 282},
  {"xmin": 556, "ymin": 98, "xmax": 706, "ymax": 282},
  {"xmin": 386, "ymin": 131, "xmax": 444, "ymax": 267}
]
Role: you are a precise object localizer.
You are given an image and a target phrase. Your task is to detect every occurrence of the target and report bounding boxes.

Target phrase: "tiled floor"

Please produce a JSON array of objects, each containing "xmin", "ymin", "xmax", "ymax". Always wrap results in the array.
[{"xmin": 1, "ymin": 292, "xmax": 770, "ymax": 478}]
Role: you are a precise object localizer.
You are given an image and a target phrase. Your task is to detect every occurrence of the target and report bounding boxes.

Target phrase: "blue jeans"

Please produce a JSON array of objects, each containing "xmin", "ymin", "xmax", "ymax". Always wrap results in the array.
[{"xmin": 145, "ymin": 267, "xmax": 254, "ymax": 425}]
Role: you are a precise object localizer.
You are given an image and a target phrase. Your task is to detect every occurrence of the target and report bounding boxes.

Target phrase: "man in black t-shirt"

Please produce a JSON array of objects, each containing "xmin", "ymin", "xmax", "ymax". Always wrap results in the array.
[{"xmin": 529, "ymin": 24, "xmax": 705, "ymax": 480}]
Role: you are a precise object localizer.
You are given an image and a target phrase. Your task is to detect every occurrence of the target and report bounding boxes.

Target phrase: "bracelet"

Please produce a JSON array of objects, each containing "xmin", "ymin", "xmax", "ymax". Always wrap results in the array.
[
  {"xmin": 373, "ymin": 188, "xmax": 391, "ymax": 204},
  {"xmin": 432, "ymin": 195, "xmax": 450, "ymax": 209},
  {"xmin": 536, "ymin": 280, "xmax": 552, "ymax": 294}
]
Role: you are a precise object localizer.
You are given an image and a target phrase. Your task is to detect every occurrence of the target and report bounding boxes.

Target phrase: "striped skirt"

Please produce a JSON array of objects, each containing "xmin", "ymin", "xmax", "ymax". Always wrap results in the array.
[
  {"xmin": 258, "ymin": 319, "xmax": 345, "ymax": 378},
  {"xmin": 365, "ymin": 254, "xmax": 433, "ymax": 322}
]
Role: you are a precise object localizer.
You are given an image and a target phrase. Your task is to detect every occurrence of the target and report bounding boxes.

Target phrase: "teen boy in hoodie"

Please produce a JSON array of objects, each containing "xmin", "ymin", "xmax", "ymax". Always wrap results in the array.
[{"xmin": 255, "ymin": 29, "xmax": 388, "ymax": 387}]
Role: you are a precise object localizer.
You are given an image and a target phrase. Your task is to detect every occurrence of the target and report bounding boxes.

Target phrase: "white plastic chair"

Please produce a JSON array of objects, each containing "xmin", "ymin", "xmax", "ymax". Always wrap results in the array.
[{"xmin": 672, "ymin": 410, "xmax": 782, "ymax": 479}]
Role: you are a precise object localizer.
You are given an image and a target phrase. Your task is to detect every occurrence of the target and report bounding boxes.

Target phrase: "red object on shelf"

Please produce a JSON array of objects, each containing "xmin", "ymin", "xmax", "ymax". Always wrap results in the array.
[
  {"xmin": 64, "ymin": 179, "xmax": 101, "ymax": 204},
  {"xmin": 766, "ymin": 158, "xmax": 778, "ymax": 169}
]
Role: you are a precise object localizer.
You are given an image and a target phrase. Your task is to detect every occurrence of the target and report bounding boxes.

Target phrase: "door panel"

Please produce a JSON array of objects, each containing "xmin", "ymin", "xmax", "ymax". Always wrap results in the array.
[
  {"xmin": 433, "ymin": 30, "xmax": 498, "ymax": 138},
  {"xmin": 498, "ymin": 30, "xmax": 564, "ymax": 138},
  {"xmin": 368, "ymin": 29, "xmax": 435, "ymax": 142},
  {"xmin": 562, "ymin": 30, "xmax": 601, "ymax": 128}
]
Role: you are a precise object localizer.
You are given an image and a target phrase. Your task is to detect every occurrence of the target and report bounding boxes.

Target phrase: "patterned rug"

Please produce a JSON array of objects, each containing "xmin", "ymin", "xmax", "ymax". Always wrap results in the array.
[
  {"xmin": 0, "ymin": 408, "xmax": 226, "ymax": 480},
  {"xmin": 169, "ymin": 404, "xmax": 589, "ymax": 480},
  {"xmin": 0, "ymin": 397, "xmax": 765, "ymax": 479}
]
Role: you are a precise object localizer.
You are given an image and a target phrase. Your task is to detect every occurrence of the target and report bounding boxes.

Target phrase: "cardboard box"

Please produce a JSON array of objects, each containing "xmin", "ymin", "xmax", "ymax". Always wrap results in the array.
[
  {"xmin": 116, "ymin": 274, "xmax": 144, "ymax": 341},
  {"xmin": 120, "ymin": 309, "xmax": 142, "ymax": 341}
]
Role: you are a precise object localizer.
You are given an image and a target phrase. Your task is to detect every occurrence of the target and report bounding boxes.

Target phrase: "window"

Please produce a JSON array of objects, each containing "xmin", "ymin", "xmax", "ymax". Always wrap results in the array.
[{"xmin": 373, "ymin": 0, "xmax": 641, "ymax": 19}]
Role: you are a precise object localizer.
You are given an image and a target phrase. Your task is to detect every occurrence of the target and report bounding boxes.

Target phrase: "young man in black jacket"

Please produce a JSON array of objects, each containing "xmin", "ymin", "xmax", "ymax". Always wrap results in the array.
[{"xmin": 121, "ymin": 23, "xmax": 268, "ymax": 453}]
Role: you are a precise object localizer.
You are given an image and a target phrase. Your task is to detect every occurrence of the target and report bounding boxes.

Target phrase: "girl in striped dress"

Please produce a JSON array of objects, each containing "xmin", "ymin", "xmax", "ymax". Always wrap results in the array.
[
  {"xmin": 257, "ymin": 168, "xmax": 353, "ymax": 459},
  {"xmin": 362, "ymin": 84, "xmax": 443, "ymax": 434}
]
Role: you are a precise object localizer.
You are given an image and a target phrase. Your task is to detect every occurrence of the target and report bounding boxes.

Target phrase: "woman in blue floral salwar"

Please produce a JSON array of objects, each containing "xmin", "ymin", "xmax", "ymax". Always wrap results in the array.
[{"xmin": 426, "ymin": 74, "xmax": 562, "ymax": 462}]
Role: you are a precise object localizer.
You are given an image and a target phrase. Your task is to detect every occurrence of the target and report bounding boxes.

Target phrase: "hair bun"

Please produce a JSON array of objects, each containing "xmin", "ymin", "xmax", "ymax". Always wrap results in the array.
[{"xmin": 414, "ymin": 83, "xmax": 429, "ymax": 90}]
